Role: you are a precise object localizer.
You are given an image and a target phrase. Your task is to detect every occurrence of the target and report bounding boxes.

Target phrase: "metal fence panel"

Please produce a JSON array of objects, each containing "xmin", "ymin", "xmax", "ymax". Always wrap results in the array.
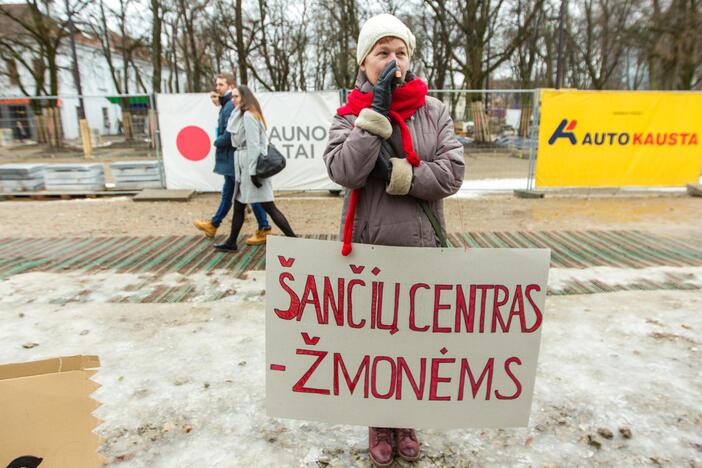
[
  {"xmin": 427, "ymin": 89, "xmax": 539, "ymax": 191},
  {"xmin": 1, "ymin": 90, "xmax": 542, "ymax": 193}
]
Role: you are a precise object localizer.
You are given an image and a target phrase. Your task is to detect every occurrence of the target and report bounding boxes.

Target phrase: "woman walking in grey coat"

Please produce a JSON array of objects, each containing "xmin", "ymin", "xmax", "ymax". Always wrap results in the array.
[
  {"xmin": 214, "ymin": 85, "xmax": 296, "ymax": 252},
  {"xmin": 323, "ymin": 13, "xmax": 464, "ymax": 467}
]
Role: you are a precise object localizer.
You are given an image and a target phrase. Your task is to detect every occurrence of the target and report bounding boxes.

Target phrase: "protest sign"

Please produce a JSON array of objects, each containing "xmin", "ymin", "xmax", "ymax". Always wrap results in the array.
[
  {"xmin": 0, "ymin": 355, "xmax": 104, "ymax": 468},
  {"xmin": 266, "ymin": 237, "xmax": 550, "ymax": 429}
]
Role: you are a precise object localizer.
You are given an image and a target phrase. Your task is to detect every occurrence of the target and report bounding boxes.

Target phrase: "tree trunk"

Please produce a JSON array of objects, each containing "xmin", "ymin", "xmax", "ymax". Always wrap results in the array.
[
  {"xmin": 45, "ymin": 106, "xmax": 62, "ymax": 148},
  {"xmin": 32, "ymin": 101, "xmax": 48, "ymax": 144},
  {"xmin": 235, "ymin": 0, "xmax": 247, "ymax": 85},
  {"xmin": 46, "ymin": 54, "xmax": 62, "ymax": 148},
  {"xmin": 518, "ymin": 95, "xmax": 532, "ymax": 137},
  {"xmin": 35, "ymin": 113, "xmax": 47, "ymax": 144},
  {"xmin": 121, "ymin": 99, "xmax": 134, "ymax": 141},
  {"xmin": 151, "ymin": 0, "xmax": 162, "ymax": 93},
  {"xmin": 471, "ymin": 100, "xmax": 491, "ymax": 143},
  {"xmin": 44, "ymin": 110, "xmax": 54, "ymax": 148}
]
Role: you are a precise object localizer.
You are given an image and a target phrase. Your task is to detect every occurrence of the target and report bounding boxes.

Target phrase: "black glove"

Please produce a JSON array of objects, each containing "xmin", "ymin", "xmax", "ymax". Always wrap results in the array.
[
  {"xmin": 251, "ymin": 175, "xmax": 262, "ymax": 188},
  {"xmin": 370, "ymin": 60, "xmax": 399, "ymax": 117},
  {"xmin": 369, "ymin": 148, "xmax": 392, "ymax": 182}
]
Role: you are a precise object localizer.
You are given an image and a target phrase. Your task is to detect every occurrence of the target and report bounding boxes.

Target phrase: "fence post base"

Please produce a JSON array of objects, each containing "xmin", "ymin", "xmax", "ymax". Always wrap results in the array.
[
  {"xmin": 687, "ymin": 184, "xmax": 702, "ymax": 197},
  {"xmin": 513, "ymin": 189, "xmax": 545, "ymax": 199},
  {"xmin": 79, "ymin": 119, "xmax": 92, "ymax": 159}
]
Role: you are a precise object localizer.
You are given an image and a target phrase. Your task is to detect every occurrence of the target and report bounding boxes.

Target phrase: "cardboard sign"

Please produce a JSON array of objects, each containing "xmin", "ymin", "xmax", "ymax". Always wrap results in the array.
[
  {"xmin": 0, "ymin": 355, "xmax": 104, "ymax": 468},
  {"xmin": 266, "ymin": 237, "xmax": 550, "ymax": 429},
  {"xmin": 536, "ymin": 89, "xmax": 702, "ymax": 187}
]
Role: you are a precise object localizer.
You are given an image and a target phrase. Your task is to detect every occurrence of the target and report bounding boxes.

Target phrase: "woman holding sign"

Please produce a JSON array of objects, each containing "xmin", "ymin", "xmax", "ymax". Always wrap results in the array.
[
  {"xmin": 215, "ymin": 85, "xmax": 296, "ymax": 252},
  {"xmin": 323, "ymin": 13, "xmax": 465, "ymax": 467}
]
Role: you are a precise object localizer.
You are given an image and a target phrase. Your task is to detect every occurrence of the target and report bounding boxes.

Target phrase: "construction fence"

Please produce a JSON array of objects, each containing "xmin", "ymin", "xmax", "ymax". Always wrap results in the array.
[
  {"xmin": 2, "ymin": 88, "xmax": 699, "ymax": 194},
  {"xmin": 0, "ymin": 94, "xmax": 158, "ymax": 160}
]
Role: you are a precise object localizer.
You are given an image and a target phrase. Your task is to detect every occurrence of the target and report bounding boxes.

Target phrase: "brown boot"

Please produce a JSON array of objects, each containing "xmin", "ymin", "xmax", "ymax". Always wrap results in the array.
[
  {"xmin": 194, "ymin": 219, "xmax": 217, "ymax": 238},
  {"xmin": 395, "ymin": 428, "xmax": 420, "ymax": 461},
  {"xmin": 245, "ymin": 226, "xmax": 272, "ymax": 246},
  {"xmin": 368, "ymin": 427, "xmax": 394, "ymax": 467}
]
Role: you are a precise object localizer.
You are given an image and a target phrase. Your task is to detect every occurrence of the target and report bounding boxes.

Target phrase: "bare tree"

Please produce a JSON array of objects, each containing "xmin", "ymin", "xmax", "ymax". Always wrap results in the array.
[
  {"xmin": 425, "ymin": 0, "xmax": 544, "ymax": 142},
  {"xmin": 0, "ymin": 1, "xmax": 83, "ymax": 146},
  {"xmin": 174, "ymin": 0, "xmax": 209, "ymax": 91},
  {"xmin": 245, "ymin": 0, "xmax": 311, "ymax": 91},
  {"xmin": 639, "ymin": 0, "xmax": 702, "ymax": 90},
  {"xmin": 162, "ymin": 11, "xmax": 182, "ymax": 92},
  {"xmin": 509, "ymin": 0, "xmax": 548, "ymax": 135},
  {"xmin": 318, "ymin": 0, "xmax": 362, "ymax": 89},
  {"xmin": 568, "ymin": 0, "xmax": 635, "ymax": 90},
  {"xmin": 88, "ymin": 0, "xmax": 148, "ymax": 139},
  {"xmin": 150, "ymin": 0, "xmax": 163, "ymax": 92},
  {"xmin": 234, "ymin": 0, "xmax": 249, "ymax": 85},
  {"xmin": 414, "ymin": 4, "xmax": 455, "ymax": 101}
]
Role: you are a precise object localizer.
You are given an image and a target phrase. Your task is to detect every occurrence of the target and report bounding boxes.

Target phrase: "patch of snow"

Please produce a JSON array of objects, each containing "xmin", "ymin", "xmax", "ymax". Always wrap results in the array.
[
  {"xmin": 549, "ymin": 266, "xmax": 702, "ymax": 293},
  {"xmin": 0, "ymin": 290, "xmax": 700, "ymax": 465},
  {"xmin": 460, "ymin": 178, "xmax": 529, "ymax": 191},
  {"xmin": 0, "ymin": 270, "xmax": 267, "ymax": 304},
  {"xmin": 3, "ymin": 267, "xmax": 700, "ymax": 305},
  {"xmin": 0, "ymin": 196, "xmax": 131, "ymax": 207}
]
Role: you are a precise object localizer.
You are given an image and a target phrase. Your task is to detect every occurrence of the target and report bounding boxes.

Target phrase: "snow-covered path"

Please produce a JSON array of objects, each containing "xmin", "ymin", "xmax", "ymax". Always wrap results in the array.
[{"xmin": 1, "ymin": 280, "xmax": 700, "ymax": 467}]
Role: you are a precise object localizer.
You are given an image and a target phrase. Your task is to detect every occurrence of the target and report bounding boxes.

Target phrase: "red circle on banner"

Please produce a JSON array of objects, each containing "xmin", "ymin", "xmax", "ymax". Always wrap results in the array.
[{"xmin": 176, "ymin": 126, "xmax": 210, "ymax": 161}]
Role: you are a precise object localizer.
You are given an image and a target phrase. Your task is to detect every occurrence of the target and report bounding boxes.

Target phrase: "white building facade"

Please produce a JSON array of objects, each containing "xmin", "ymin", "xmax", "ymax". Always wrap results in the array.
[{"xmin": 0, "ymin": 30, "xmax": 174, "ymax": 141}]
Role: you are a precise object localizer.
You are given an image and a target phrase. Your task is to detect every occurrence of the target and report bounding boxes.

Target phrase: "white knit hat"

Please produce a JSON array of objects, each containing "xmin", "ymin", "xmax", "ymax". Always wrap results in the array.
[{"xmin": 356, "ymin": 14, "xmax": 416, "ymax": 66}]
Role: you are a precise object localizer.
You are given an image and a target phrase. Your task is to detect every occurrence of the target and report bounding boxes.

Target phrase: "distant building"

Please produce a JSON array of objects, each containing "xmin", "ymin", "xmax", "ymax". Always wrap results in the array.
[{"xmin": 0, "ymin": 3, "xmax": 177, "ymax": 141}]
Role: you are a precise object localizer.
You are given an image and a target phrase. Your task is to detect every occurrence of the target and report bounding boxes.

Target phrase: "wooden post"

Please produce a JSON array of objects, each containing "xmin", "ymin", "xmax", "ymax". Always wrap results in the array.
[
  {"xmin": 79, "ymin": 119, "xmax": 93, "ymax": 159},
  {"xmin": 123, "ymin": 110, "xmax": 133, "ymax": 140},
  {"xmin": 45, "ymin": 108, "xmax": 56, "ymax": 148}
]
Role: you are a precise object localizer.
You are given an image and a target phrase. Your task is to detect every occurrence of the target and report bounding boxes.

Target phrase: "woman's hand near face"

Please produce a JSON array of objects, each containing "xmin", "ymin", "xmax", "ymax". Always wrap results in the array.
[{"xmin": 371, "ymin": 60, "xmax": 399, "ymax": 118}]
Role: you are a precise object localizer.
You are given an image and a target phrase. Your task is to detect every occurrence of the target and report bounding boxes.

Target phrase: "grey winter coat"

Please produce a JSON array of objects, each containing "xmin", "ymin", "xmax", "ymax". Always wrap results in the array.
[
  {"xmin": 227, "ymin": 109, "xmax": 274, "ymax": 204},
  {"xmin": 323, "ymin": 72, "xmax": 464, "ymax": 248}
]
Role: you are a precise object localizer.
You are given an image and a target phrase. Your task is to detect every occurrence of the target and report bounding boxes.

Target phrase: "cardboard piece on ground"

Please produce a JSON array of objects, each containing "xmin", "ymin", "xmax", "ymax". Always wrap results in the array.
[
  {"xmin": 132, "ymin": 188, "xmax": 193, "ymax": 202},
  {"xmin": 266, "ymin": 237, "xmax": 551, "ymax": 429},
  {"xmin": 0, "ymin": 355, "xmax": 105, "ymax": 468}
]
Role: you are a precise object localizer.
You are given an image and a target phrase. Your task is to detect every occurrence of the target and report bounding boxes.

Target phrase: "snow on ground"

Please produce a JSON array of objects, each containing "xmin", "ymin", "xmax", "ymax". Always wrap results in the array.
[
  {"xmin": 459, "ymin": 178, "xmax": 528, "ymax": 192},
  {"xmin": 548, "ymin": 266, "xmax": 702, "ymax": 291},
  {"xmin": 2, "ymin": 267, "xmax": 702, "ymax": 305},
  {"xmin": 454, "ymin": 178, "xmax": 697, "ymax": 195},
  {"xmin": 0, "ymin": 270, "xmax": 268, "ymax": 305},
  {"xmin": 1, "ymin": 282, "xmax": 701, "ymax": 467}
]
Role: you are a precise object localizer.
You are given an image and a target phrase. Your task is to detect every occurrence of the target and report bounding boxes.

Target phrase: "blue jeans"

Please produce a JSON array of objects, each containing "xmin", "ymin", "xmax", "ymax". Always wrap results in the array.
[{"xmin": 211, "ymin": 175, "xmax": 270, "ymax": 229}]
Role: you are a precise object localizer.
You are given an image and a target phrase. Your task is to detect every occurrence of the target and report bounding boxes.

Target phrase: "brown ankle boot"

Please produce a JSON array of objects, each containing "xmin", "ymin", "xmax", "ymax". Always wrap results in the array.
[
  {"xmin": 245, "ymin": 227, "xmax": 272, "ymax": 246},
  {"xmin": 194, "ymin": 219, "xmax": 217, "ymax": 238},
  {"xmin": 395, "ymin": 427, "xmax": 420, "ymax": 461},
  {"xmin": 368, "ymin": 426, "xmax": 394, "ymax": 467}
]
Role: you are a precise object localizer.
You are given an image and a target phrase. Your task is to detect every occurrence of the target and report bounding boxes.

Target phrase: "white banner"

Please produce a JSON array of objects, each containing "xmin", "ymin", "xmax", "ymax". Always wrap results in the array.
[
  {"xmin": 266, "ymin": 237, "xmax": 551, "ymax": 429},
  {"xmin": 157, "ymin": 92, "xmax": 341, "ymax": 191}
]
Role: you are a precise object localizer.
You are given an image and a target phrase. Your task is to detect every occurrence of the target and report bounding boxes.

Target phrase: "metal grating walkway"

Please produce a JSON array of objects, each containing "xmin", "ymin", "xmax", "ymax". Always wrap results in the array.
[{"xmin": 1, "ymin": 230, "xmax": 700, "ymax": 301}]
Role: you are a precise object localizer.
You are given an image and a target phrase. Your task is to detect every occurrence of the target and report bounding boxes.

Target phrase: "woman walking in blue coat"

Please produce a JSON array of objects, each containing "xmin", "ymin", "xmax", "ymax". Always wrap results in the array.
[
  {"xmin": 214, "ymin": 85, "xmax": 296, "ymax": 251},
  {"xmin": 194, "ymin": 73, "xmax": 273, "ymax": 245}
]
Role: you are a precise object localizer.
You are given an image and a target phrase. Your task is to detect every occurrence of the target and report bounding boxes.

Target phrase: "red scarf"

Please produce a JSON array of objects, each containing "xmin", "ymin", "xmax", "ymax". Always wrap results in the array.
[{"xmin": 336, "ymin": 78, "xmax": 428, "ymax": 256}]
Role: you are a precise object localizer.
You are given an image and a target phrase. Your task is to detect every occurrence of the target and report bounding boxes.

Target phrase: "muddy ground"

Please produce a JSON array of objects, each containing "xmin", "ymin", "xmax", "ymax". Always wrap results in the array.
[{"xmin": 0, "ymin": 192, "xmax": 699, "ymax": 239}]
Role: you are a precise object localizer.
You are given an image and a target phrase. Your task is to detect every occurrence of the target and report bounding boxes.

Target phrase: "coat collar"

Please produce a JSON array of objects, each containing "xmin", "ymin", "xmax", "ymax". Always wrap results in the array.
[{"xmin": 219, "ymin": 92, "xmax": 232, "ymax": 107}]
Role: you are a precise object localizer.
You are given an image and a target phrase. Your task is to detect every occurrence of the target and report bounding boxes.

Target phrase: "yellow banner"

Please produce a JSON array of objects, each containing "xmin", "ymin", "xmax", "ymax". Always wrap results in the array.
[{"xmin": 535, "ymin": 90, "xmax": 702, "ymax": 187}]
